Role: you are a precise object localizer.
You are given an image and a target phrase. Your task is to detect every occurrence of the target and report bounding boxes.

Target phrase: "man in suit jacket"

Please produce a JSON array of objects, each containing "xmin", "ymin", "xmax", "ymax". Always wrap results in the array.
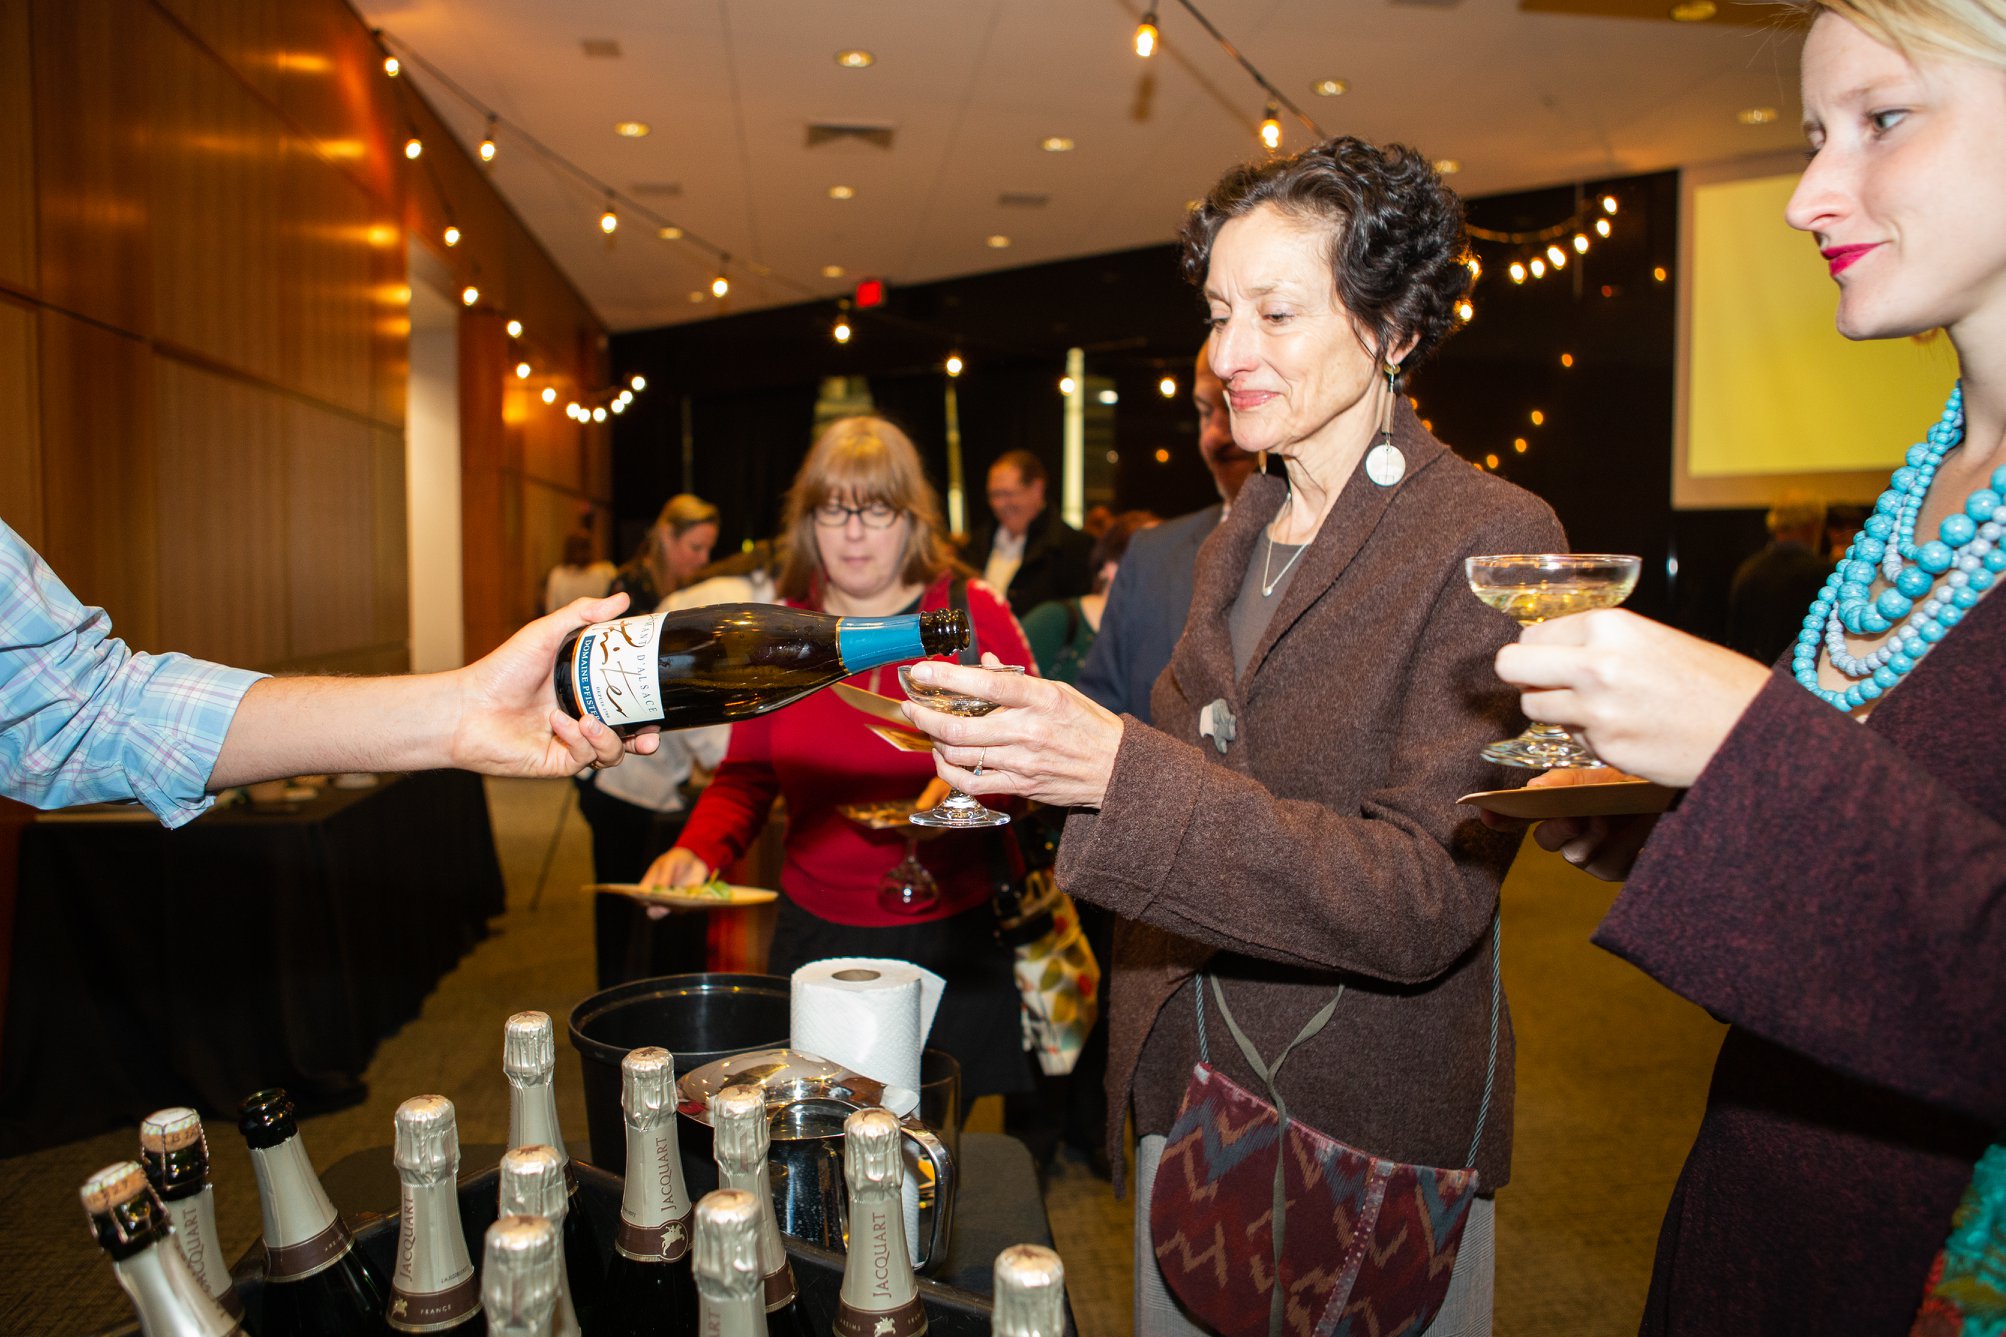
[
  {"xmin": 1077, "ymin": 348, "xmax": 1256, "ymax": 723},
  {"xmin": 967, "ymin": 450, "xmax": 1095, "ymax": 616}
]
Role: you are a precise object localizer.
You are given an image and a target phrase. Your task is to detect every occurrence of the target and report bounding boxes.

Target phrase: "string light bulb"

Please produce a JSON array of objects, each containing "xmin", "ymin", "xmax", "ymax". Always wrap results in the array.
[
  {"xmin": 541, "ymin": 387, "xmax": 556, "ymax": 404},
  {"xmin": 1529, "ymin": 257, "xmax": 1547, "ymax": 279},
  {"xmin": 592, "ymin": 407, "xmax": 608, "ymax": 423},
  {"xmin": 1456, "ymin": 300, "xmax": 1475, "ymax": 323},
  {"xmin": 1258, "ymin": 102, "xmax": 1282, "ymax": 152},
  {"xmin": 1595, "ymin": 217, "xmax": 1612, "ymax": 238},
  {"xmin": 383, "ymin": 55, "xmax": 400, "ymax": 78},
  {"xmin": 506, "ymin": 320, "xmax": 523, "ymax": 339},
  {"xmin": 566, "ymin": 401, "xmax": 581, "ymax": 418},
  {"xmin": 711, "ymin": 272, "xmax": 730, "ymax": 299},
  {"xmin": 1059, "ymin": 375, "xmax": 1078, "ymax": 396},
  {"xmin": 832, "ymin": 304, "xmax": 852, "ymax": 344},
  {"xmin": 1135, "ymin": 11, "xmax": 1159, "ymax": 57},
  {"xmin": 1509, "ymin": 261, "xmax": 1527, "ymax": 284},
  {"xmin": 460, "ymin": 284, "xmax": 479, "ymax": 306},
  {"xmin": 600, "ymin": 197, "xmax": 618, "ymax": 235},
  {"xmin": 443, "ymin": 224, "xmax": 461, "ymax": 247},
  {"xmin": 515, "ymin": 361, "xmax": 531, "ymax": 379},
  {"xmin": 611, "ymin": 399, "xmax": 626, "ymax": 414},
  {"xmin": 1602, "ymin": 195, "xmax": 1619, "ymax": 214},
  {"xmin": 1546, "ymin": 244, "xmax": 1567, "ymax": 269},
  {"xmin": 945, "ymin": 352, "xmax": 964, "ymax": 377},
  {"xmin": 631, "ymin": 375, "xmax": 646, "ymax": 391},
  {"xmin": 1159, "ymin": 375, "xmax": 1178, "ymax": 398},
  {"xmin": 479, "ymin": 117, "xmax": 497, "ymax": 163},
  {"xmin": 404, "ymin": 136, "xmax": 423, "ymax": 160},
  {"xmin": 1466, "ymin": 255, "xmax": 1482, "ymax": 281},
  {"xmin": 618, "ymin": 389, "xmax": 633, "ymax": 405},
  {"xmin": 1572, "ymin": 232, "xmax": 1589, "ymax": 254}
]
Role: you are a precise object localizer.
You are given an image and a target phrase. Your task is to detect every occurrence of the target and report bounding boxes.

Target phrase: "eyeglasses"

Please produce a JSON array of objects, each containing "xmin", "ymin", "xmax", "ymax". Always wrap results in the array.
[{"xmin": 813, "ymin": 501, "xmax": 904, "ymax": 529}]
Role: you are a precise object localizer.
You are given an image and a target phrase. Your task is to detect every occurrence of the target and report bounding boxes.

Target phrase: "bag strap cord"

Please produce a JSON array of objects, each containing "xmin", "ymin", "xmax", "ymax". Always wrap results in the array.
[{"xmin": 1191, "ymin": 908, "xmax": 1503, "ymax": 1337}]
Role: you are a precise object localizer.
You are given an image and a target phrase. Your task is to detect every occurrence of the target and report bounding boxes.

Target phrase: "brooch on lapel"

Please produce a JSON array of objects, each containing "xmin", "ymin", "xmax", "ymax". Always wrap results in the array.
[{"xmin": 1198, "ymin": 699, "xmax": 1237, "ymax": 755}]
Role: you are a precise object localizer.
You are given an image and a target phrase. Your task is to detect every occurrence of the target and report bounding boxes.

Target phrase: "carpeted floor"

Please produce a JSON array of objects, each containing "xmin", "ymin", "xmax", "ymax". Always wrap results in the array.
[{"xmin": 4, "ymin": 777, "xmax": 1722, "ymax": 1336}]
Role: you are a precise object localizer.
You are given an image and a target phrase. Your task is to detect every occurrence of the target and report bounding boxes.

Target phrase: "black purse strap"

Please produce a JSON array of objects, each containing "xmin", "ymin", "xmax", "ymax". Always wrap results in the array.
[{"xmin": 1193, "ymin": 910, "xmax": 1503, "ymax": 1337}]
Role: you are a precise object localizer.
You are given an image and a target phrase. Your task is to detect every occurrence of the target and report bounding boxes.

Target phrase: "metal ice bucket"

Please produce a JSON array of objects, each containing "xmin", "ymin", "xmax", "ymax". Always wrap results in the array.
[{"xmin": 677, "ymin": 1048, "xmax": 957, "ymax": 1272}]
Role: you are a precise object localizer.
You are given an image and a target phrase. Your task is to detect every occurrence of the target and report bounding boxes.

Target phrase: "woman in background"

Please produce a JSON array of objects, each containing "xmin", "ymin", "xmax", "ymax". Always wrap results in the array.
[
  {"xmin": 642, "ymin": 416, "xmax": 1038, "ymax": 1103},
  {"xmin": 611, "ymin": 493, "xmax": 719, "ymax": 612}
]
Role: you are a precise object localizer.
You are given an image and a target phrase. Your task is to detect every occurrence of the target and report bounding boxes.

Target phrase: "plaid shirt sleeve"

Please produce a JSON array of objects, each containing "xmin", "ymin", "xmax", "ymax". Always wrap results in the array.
[{"xmin": 0, "ymin": 520, "xmax": 266, "ymax": 827}]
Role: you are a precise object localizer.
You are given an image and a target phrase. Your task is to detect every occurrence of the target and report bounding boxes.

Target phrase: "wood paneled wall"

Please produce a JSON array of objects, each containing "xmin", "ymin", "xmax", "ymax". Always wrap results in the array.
[{"xmin": 0, "ymin": 0, "xmax": 610, "ymax": 676}]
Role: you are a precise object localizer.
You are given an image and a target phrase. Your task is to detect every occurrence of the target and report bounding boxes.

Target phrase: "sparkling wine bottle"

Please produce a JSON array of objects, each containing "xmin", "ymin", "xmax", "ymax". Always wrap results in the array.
[
  {"xmin": 597, "ymin": 1047, "xmax": 698, "ymax": 1337},
  {"xmin": 553, "ymin": 604, "xmax": 970, "ymax": 736},
  {"xmin": 82, "ymin": 1160, "xmax": 244, "ymax": 1336},
  {"xmin": 238, "ymin": 1088, "xmax": 388, "ymax": 1335},
  {"xmin": 138, "ymin": 1107, "xmax": 245, "ymax": 1322},
  {"xmin": 708, "ymin": 1086, "xmax": 810, "ymax": 1337},
  {"xmin": 388, "ymin": 1096, "xmax": 485, "ymax": 1334},
  {"xmin": 504, "ymin": 1011, "xmax": 605, "ymax": 1323},
  {"xmin": 692, "ymin": 1189, "xmax": 764, "ymax": 1337},
  {"xmin": 499, "ymin": 1146, "xmax": 583, "ymax": 1337},
  {"xmin": 833, "ymin": 1110, "xmax": 926, "ymax": 1337},
  {"xmin": 483, "ymin": 1215, "xmax": 561, "ymax": 1337},
  {"xmin": 989, "ymin": 1246, "xmax": 1066, "ymax": 1337}
]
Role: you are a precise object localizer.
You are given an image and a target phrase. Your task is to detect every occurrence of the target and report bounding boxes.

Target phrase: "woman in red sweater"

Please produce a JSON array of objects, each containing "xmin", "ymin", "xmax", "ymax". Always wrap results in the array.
[{"xmin": 642, "ymin": 415, "xmax": 1037, "ymax": 1100}]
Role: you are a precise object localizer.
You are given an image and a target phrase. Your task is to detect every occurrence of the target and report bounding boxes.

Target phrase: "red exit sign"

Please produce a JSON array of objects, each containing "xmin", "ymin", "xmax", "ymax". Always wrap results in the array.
[{"xmin": 853, "ymin": 277, "xmax": 887, "ymax": 309}]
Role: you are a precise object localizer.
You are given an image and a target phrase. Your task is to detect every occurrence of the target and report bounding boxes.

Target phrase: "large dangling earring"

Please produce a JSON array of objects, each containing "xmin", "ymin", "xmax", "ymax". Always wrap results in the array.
[{"xmin": 1364, "ymin": 361, "xmax": 1406, "ymax": 487}]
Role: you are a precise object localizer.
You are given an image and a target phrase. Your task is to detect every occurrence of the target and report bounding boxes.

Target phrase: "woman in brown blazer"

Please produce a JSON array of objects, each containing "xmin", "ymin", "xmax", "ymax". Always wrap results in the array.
[{"xmin": 902, "ymin": 138, "xmax": 1562, "ymax": 1334}]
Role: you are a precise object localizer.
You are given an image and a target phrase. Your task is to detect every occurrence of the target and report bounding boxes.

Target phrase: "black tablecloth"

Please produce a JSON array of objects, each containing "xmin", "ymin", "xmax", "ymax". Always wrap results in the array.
[{"xmin": 0, "ymin": 771, "xmax": 504, "ymax": 1154}]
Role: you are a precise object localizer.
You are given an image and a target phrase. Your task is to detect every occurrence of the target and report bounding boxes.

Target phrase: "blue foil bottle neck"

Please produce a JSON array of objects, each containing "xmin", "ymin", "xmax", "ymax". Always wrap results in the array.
[{"xmin": 835, "ymin": 616, "xmax": 928, "ymax": 673}]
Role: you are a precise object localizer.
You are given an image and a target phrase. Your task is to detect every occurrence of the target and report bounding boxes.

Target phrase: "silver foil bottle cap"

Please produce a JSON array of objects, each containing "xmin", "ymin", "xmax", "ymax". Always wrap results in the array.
[
  {"xmin": 842, "ymin": 1108, "xmax": 903, "ymax": 1193},
  {"xmin": 692, "ymin": 1188, "xmax": 761, "ymax": 1297},
  {"xmin": 138, "ymin": 1108, "xmax": 205, "ymax": 1156},
  {"xmin": 993, "ymin": 1244, "xmax": 1067, "ymax": 1337},
  {"xmin": 620, "ymin": 1047, "xmax": 677, "ymax": 1129},
  {"xmin": 710, "ymin": 1086, "xmax": 768, "ymax": 1169},
  {"xmin": 483, "ymin": 1214, "xmax": 560, "ymax": 1324},
  {"xmin": 498, "ymin": 1145, "xmax": 567, "ymax": 1221},
  {"xmin": 394, "ymin": 1095, "xmax": 461, "ymax": 1180},
  {"xmin": 503, "ymin": 1012, "xmax": 556, "ymax": 1084},
  {"xmin": 81, "ymin": 1161, "xmax": 151, "ymax": 1217}
]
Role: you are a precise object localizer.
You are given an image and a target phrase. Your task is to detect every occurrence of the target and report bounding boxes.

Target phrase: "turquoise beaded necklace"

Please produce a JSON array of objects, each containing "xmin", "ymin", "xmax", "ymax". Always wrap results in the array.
[{"xmin": 1793, "ymin": 382, "xmax": 2006, "ymax": 710}]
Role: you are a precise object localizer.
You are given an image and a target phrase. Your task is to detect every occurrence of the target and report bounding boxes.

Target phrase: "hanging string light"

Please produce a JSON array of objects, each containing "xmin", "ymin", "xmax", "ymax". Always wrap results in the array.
[
  {"xmin": 1135, "ymin": 11, "xmax": 1160, "ymax": 57},
  {"xmin": 945, "ymin": 352, "xmax": 965, "ymax": 378},
  {"xmin": 443, "ymin": 224, "xmax": 461, "ymax": 247},
  {"xmin": 506, "ymin": 319, "xmax": 523, "ymax": 340},
  {"xmin": 383, "ymin": 55, "xmax": 400, "ymax": 77},
  {"xmin": 541, "ymin": 387, "xmax": 557, "ymax": 404},
  {"xmin": 515, "ymin": 361, "xmax": 531, "ymax": 379},
  {"xmin": 631, "ymin": 375, "xmax": 647, "ymax": 391},
  {"xmin": 479, "ymin": 115, "xmax": 497, "ymax": 163},
  {"xmin": 1158, "ymin": 375, "xmax": 1178, "ymax": 398},
  {"xmin": 460, "ymin": 284, "xmax": 479, "ymax": 306},
  {"xmin": 711, "ymin": 258, "xmax": 731, "ymax": 299},
  {"xmin": 1508, "ymin": 261, "xmax": 1527, "ymax": 285},
  {"xmin": 832, "ymin": 303, "xmax": 853, "ymax": 344},
  {"xmin": 1258, "ymin": 102, "xmax": 1282, "ymax": 152},
  {"xmin": 403, "ymin": 135, "xmax": 423, "ymax": 160},
  {"xmin": 592, "ymin": 407, "xmax": 608, "ymax": 423},
  {"xmin": 599, "ymin": 195, "xmax": 618, "ymax": 236}
]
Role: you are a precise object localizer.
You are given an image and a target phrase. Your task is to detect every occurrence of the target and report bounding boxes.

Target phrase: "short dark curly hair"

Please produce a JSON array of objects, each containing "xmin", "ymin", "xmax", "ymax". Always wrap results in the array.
[{"xmin": 1178, "ymin": 137, "xmax": 1473, "ymax": 372}]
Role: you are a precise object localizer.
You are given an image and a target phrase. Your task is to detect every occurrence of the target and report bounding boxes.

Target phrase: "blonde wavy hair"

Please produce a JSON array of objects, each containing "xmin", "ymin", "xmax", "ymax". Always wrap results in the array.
[
  {"xmin": 1799, "ymin": 0, "xmax": 2006, "ymax": 68},
  {"xmin": 775, "ymin": 416, "xmax": 966, "ymax": 603}
]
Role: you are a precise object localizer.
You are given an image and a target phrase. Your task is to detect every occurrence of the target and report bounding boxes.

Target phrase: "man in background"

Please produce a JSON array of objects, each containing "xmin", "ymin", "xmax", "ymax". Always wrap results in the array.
[
  {"xmin": 1726, "ymin": 491, "xmax": 1832, "ymax": 665},
  {"xmin": 1076, "ymin": 345, "xmax": 1256, "ymax": 723},
  {"xmin": 966, "ymin": 450, "xmax": 1094, "ymax": 617}
]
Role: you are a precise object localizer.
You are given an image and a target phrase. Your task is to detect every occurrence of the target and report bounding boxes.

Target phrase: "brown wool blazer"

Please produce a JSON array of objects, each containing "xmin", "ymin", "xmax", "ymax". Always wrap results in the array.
[{"xmin": 1056, "ymin": 402, "xmax": 1564, "ymax": 1193}]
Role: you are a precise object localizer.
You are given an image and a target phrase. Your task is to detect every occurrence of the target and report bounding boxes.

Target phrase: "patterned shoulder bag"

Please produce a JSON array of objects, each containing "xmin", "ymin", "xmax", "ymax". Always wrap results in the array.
[{"xmin": 1149, "ymin": 917, "xmax": 1500, "ymax": 1337}]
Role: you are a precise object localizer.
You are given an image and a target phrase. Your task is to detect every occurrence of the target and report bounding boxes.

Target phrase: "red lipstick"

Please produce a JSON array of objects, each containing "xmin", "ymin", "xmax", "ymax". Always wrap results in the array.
[{"xmin": 1821, "ymin": 243, "xmax": 1879, "ymax": 276}]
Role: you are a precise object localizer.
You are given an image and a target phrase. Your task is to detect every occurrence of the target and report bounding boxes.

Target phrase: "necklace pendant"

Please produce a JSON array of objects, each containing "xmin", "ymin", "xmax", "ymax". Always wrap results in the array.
[{"xmin": 1364, "ymin": 441, "xmax": 1406, "ymax": 487}]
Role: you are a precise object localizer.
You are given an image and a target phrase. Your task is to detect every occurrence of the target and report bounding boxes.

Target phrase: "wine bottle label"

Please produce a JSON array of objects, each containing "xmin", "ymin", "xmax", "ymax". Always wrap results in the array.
[
  {"xmin": 833, "ymin": 1296, "xmax": 926, "ymax": 1337},
  {"xmin": 571, "ymin": 614, "xmax": 667, "ymax": 727},
  {"xmin": 764, "ymin": 1262, "xmax": 798, "ymax": 1312},
  {"xmin": 615, "ymin": 1209, "xmax": 693, "ymax": 1263},
  {"xmin": 388, "ymin": 1271, "xmax": 481, "ymax": 1332},
  {"xmin": 164, "ymin": 1190, "xmax": 234, "ymax": 1307},
  {"xmin": 263, "ymin": 1216, "xmax": 354, "ymax": 1282}
]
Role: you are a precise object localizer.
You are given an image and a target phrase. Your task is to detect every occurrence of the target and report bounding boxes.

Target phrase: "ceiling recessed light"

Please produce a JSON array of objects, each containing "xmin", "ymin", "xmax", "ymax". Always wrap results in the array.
[
  {"xmin": 657, "ymin": 226, "xmax": 684, "ymax": 241},
  {"xmin": 689, "ymin": 290, "xmax": 707, "ymax": 303},
  {"xmin": 1669, "ymin": 0, "xmax": 1717, "ymax": 19},
  {"xmin": 828, "ymin": 184, "xmax": 856, "ymax": 200},
  {"xmin": 1737, "ymin": 105, "xmax": 1780, "ymax": 124},
  {"xmin": 1433, "ymin": 159, "xmax": 1461, "ymax": 175},
  {"xmin": 614, "ymin": 121, "xmax": 651, "ymax": 138},
  {"xmin": 986, "ymin": 234, "xmax": 1011, "ymax": 249},
  {"xmin": 835, "ymin": 49, "xmax": 874, "ymax": 68},
  {"xmin": 1040, "ymin": 136, "xmax": 1075, "ymax": 153},
  {"xmin": 1312, "ymin": 79, "xmax": 1349, "ymax": 97},
  {"xmin": 822, "ymin": 264, "xmax": 846, "ymax": 278}
]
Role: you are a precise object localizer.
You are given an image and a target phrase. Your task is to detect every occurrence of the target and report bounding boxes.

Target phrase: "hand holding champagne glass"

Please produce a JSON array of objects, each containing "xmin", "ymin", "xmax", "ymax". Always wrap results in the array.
[
  {"xmin": 898, "ymin": 662, "xmax": 1026, "ymax": 828},
  {"xmin": 1468, "ymin": 553, "xmax": 1642, "ymax": 768}
]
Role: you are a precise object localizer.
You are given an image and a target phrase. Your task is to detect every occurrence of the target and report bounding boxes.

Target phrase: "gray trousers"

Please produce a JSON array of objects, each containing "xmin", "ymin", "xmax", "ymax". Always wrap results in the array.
[{"xmin": 1133, "ymin": 1133, "xmax": 1495, "ymax": 1337}]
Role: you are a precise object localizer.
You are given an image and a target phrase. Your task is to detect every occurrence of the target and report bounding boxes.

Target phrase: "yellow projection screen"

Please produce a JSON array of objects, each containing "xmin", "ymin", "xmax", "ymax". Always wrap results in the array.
[{"xmin": 1675, "ymin": 152, "xmax": 1954, "ymax": 509}]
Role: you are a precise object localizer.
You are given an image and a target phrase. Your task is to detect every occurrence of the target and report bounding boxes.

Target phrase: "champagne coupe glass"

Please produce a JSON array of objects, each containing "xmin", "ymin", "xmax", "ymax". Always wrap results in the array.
[
  {"xmin": 877, "ymin": 831, "xmax": 941, "ymax": 915},
  {"xmin": 1467, "ymin": 553, "xmax": 1643, "ymax": 769},
  {"xmin": 898, "ymin": 663, "xmax": 1026, "ymax": 829}
]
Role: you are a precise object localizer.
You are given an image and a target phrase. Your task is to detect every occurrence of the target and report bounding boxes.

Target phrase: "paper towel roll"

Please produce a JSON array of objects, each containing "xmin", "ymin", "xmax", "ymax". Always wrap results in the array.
[
  {"xmin": 791, "ymin": 957, "xmax": 945, "ymax": 1269},
  {"xmin": 789, "ymin": 957, "xmax": 943, "ymax": 1096}
]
